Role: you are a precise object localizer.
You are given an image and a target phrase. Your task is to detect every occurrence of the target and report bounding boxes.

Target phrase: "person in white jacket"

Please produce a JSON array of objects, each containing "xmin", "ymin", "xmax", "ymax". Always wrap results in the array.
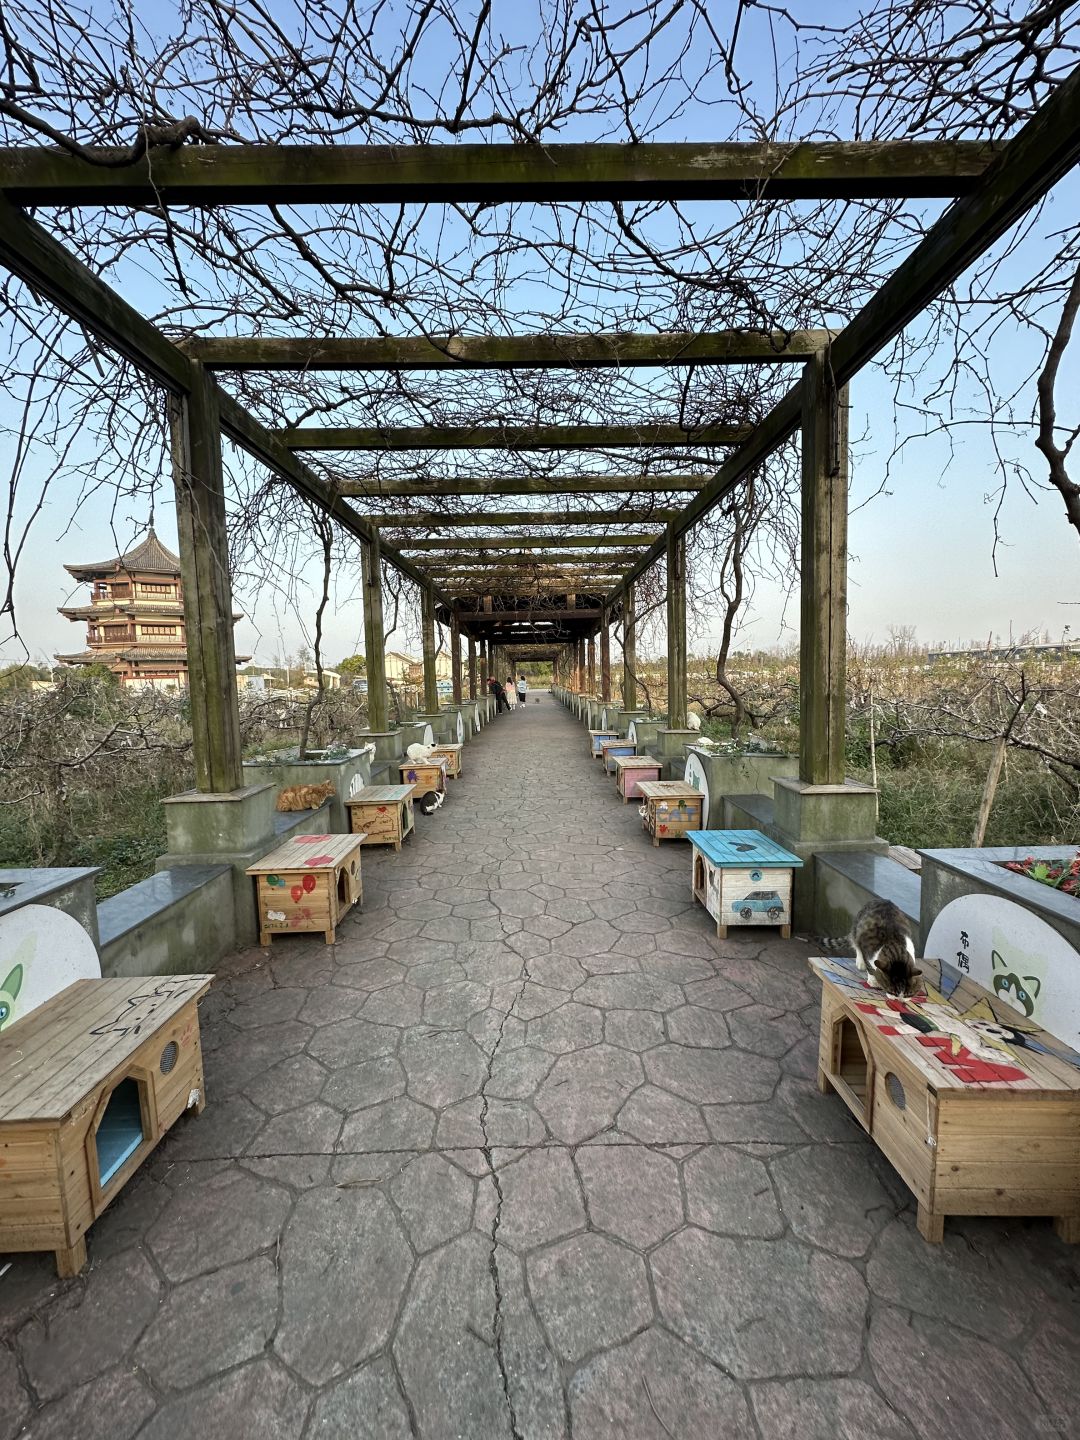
[{"xmin": 516, "ymin": 674, "xmax": 528, "ymax": 708}]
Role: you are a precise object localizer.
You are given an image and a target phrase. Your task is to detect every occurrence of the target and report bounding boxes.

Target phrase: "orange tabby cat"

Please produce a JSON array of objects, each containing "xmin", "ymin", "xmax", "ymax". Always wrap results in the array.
[{"xmin": 276, "ymin": 781, "xmax": 336, "ymax": 812}]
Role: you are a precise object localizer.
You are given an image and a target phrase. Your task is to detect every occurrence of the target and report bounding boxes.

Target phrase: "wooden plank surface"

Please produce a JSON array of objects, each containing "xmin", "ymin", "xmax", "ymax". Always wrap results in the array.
[
  {"xmin": 348, "ymin": 785, "xmax": 415, "ymax": 803},
  {"xmin": 0, "ymin": 978, "xmax": 211, "ymax": 1122},
  {"xmin": 637, "ymin": 781, "xmax": 702, "ymax": 798},
  {"xmin": 247, "ymin": 833, "xmax": 365, "ymax": 873}
]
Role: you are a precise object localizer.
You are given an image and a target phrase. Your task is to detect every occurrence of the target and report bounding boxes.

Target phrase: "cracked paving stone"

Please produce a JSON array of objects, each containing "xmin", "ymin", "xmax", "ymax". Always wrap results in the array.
[
  {"xmin": 866, "ymin": 1219, "xmax": 1036, "ymax": 1342},
  {"xmin": 576, "ymin": 1146, "xmax": 683, "ymax": 1249},
  {"xmin": 405, "ymin": 960, "xmax": 466, "ymax": 990},
  {"xmin": 242, "ymin": 1154, "xmax": 331, "ymax": 1188},
  {"xmin": 359, "ymin": 984, "xmax": 424, "ymax": 1027},
  {"xmin": 469, "ymin": 1007, "xmax": 527, "ymax": 1051},
  {"xmin": 526, "ymin": 1000, "xmax": 604, "ymax": 1054},
  {"xmin": 133, "ymin": 1256, "xmax": 278, "ymax": 1391},
  {"xmin": 556, "ymin": 917, "xmax": 621, "ymax": 957},
  {"xmin": 1023, "ymin": 1307, "xmax": 1080, "ymax": 1434},
  {"xmin": 250, "ymin": 1100, "xmax": 342, "ymax": 1155},
  {"xmin": 228, "ymin": 987, "xmax": 306, "ymax": 1029},
  {"xmin": 307, "ymin": 1357, "xmax": 413, "ymax": 1438},
  {"xmin": 604, "ymin": 1007, "xmax": 665, "ymax": 1051},
  {"xmin": 338, "ymin": 1094, "xmax": 435, "ymax": 1152},
  {"xmin": 505, "ymin": 981, "xmax": 565, "ymax": 1021},
  {"xmin": 665, "ymin": 1003, "xmax": 732, "ymax": 1048},
  {"xmin": 306, "ymin": 1016, "xmax": 400, "ymax": 1067},
  {"xmin": 485, "ymin": 1043, "xmax": 555, "ymax": 1099},
  {"xmin": 422, "ymin": 980, "xmax": 492, "ymax": 1027},
  {"xmin": 703, "ymin": 1100, "xmax": 810, "ymax": 1144},
  {"xmin": 527, "ymin": 1232, "xmax": 652, "ymax": 1363},
  {"xmin": 869, "ymin": 1307, "xmax": 1048, "ymax": 1440},
  {"xmin": 297, "ymin": 986, "xmax": 365, "ymax": 1026},
  {"xmin": 146, "ymin": 1165, "xmax": 292, "ymax": 1283},
  {"xmin": 161, "ymin": 1091, "xmax": 263, "ymax": 1161},
  {"xmin": 683, "ymin": 1146, "xmax": 783, "ymax": 1238},
  {"xmin": 682, "ymin": 975, "xmax": 753, "ymax": 1011},
  {"xmin": 569, "ymin": 1328, "xmax": 755, "ymax": 1439},
  {"xmin": 389, "ymin": 1153, "xmax": 475, "ymax": 1252},
  {"xmin": 19, "ymin": 1247, "xmax": 161, "ymax": 1401},
  {"xmin": 17, "ymin": 1367, "xmax": 155, "ymax": 1440},
  {"xmin": 535, "ymin": 1044, "xmax": 644, "ymax": 1143},
  {"xmin": 525, "ymin": 955, "xmax": 589, "ymax": 991},
  {"xmin": 243, "ymin": 1053, "xmax": 328, "ymax": 1115},
  {"xmin": 321, "ymin": 1055, "xmax": 406, "ymax": 1112},
  {"xmin": 644, "ymin": 1043, "xmax": 778, "ymax": 1105},
  {"xmin": 652, "ymin": 1230, "xmax": 868, "ymax": 1378},
  {"xmin": 751, "ymin": 1378, "xmax": 919, "ymax": 1440},
  {"xmin": 436, "ymin": 1095, "xmax": 548, "ymax": 1149},
  {"xmin": 575, "ymin": 973, "xmax": 683, "ymax": 1012},
  {"xmin": 496, "ymin": 1147, "xmax": 586, "ymax": 1252},
  {"xmin": 275, "ymin": 1187, "xmax": 411, "ymax": 1385},
  {"xmin": 496, "ymin": 1248, "xmax": 567, "ymax": 1438},
  {"xmin": 0, "ymin": 1345, "xmax": 30, "ymax": 1440},
  {"xmin": 331, "ymin": 957, "xmax": 406, "ymax": 991},
  {"xmin": 394, "ymin": 1232, "xmax": 512, "ymax": 1440},
  {"xmin": 616, "ymin": 1085, "xmax": 710, "ymax": 1144},
  {"xmin": 140, "ymin": 1359, "xmax": 309, "ymax": 1440},
  {"xmin": 772, "ymin": 1144, "xmax": 896, "ymax": 1257},
  {"xmin": 401, "ymin": 1028, "xmax": 489, "ymax": 1108}
]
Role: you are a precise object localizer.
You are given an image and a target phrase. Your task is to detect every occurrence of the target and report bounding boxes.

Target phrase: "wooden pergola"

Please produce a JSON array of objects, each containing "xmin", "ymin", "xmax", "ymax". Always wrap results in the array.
[{"xmin": 1, "ymin": 81, "xmax": 1078, "ymax": 793}]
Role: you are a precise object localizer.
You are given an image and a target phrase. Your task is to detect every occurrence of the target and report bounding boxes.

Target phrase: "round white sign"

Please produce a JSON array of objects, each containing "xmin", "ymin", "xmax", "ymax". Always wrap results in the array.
[
  {"xmin": 0, "ymin": 905, "xmax": 100, "ymax": 1031},
  {"xmin": 422, "ymin": 723, "xmax": 434, "ymax": 747},
  {"xmin": 925, "ymin": 893, "xmax": 1080, "ymax": 1046},
  {"xmin": 683, "ymin": 752, "xmax": 711, "ymax": 828},
  {"xmin": 628, "ymin": 720, "xmax": 638, "ymax": 746},
  {"xmin": 600, "ymin": 708, "xmax": 608, "ymax": 728},
  {"xmin": 474, "ymin": 707, "xmax": 481, "ymax": 733},
  {"xmin": 456, "ymin": 710, "xmax": 465, "ymax": 744}
]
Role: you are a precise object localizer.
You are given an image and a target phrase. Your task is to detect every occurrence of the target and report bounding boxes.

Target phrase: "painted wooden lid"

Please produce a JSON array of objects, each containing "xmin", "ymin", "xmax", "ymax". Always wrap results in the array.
[
  {"xmin": 688, "ymin": 829, "xmax": 803, "ymax": 867},
  {"xmin": 247, "ymin": 834, "xmax": 366, "ymax": 874},
  {"xmin": 0, "ymin": 974, "xmax": 212, "ymax": 1122},
  {"xmin": 613, "ymin": 754, "xmax": 661, "ymax": 768},
  {"xmin": 347, "ymin": 785, "xmax": 415, "ymax": 803},
  {"xmin": 636, "ymin": 781, "xmax": 702, "ymax": 798}
]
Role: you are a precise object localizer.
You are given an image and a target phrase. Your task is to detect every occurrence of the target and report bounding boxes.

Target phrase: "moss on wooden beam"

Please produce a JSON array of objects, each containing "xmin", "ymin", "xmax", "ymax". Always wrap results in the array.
[
  {"xmin": 0, "ymin": 141, "xmax": 998, "ymax": 206},
  {"xmin": 188, "ymin": 331, "xmax": 830, "ymax": 371},
  {"xmin": 284, "ymin": 424, "xmax": 751, "ymax": 451}
]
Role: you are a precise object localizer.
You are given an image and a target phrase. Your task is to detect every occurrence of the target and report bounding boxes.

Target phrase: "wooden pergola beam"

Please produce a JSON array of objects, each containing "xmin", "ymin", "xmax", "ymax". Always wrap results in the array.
[
  {"xmin": 284, "ymin": 424, "xmax": 751, "ymax": 451},
  {"xmin": 615, "ymin": 64, "xmax": 1080, "ymax": 597},
  {"xmin": 187, "ymin": 330, "xmax": 830, "ymax": 371},
  {"xmin": 0, "ymin": 193, "xmax": 449, "ymax": 606},
  {"xmin": 0, "ymin": 141, "xmax": 997, "ymax": 205},
  {"xmin": 368, "ymin": 508, "xmax": 680, "ymax": 526},
  {"xmin": 402, "ymin": 534, "xmax": 655, "ymax": 551},
  {"xmin": 338, "ymin": 475, "xmax": 707, "ymax": 496}
]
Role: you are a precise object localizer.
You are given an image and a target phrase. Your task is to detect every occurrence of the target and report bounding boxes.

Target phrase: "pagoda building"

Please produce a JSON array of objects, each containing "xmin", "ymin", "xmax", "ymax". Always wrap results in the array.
[{"xmin": 56, "ymin": 529, "xmax": 249, "ymax": 688}]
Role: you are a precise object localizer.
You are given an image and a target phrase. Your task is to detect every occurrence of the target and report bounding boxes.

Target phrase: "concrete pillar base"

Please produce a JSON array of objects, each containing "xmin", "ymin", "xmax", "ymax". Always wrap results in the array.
[
  {"xmin": 773, "ymin": 777, "xmax": 879, "ymax": 844},
  {"xmin": 414, "ymin": 711, "xmax": 456, "ymax": 743},
  {"xmin": 655, "ymin": 728, "xmax": 698, "ymax": 779}
]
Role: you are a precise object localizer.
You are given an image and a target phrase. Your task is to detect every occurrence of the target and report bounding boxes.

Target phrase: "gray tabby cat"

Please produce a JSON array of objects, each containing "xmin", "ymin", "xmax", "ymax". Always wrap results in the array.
[{"xmin": 820, "ymin": 899, "xmax": 923, "ymax": 998}]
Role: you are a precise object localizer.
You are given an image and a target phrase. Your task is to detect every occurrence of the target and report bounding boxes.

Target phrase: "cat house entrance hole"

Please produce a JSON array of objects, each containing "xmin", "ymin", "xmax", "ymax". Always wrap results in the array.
[
  {"xmin": 693, "ymin": 855, "xmax": 706, "ymax": 899},
  {"xmin": 93, "ymin": 1076, "xmax": 149, "ymax": 1189},
  {"xmin": 830, "ymin": 1016, "xmax": 871, "ymax": 1125}
]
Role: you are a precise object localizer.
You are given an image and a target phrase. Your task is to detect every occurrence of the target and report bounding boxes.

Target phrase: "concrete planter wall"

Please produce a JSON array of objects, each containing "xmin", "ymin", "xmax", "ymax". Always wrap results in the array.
[
  {"xmin": 683, "ymin": 748, "xmax": 799, "ymax": 825},
  {"xmin": 242, "ymin": 749, "xmax": 372, "ymax": 833},
  {"xmin": 921, "ymin": 847, "xmax": 1080, "ymax": 956}
]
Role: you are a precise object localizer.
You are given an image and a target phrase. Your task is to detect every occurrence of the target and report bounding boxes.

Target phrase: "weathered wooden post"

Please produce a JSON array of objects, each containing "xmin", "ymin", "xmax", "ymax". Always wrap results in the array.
[
  {"xmin": 361, "ymin": 530, "xmax": 389, "ymax": 731},
  {"xmin": 479, "ymin": 639, "xmax": 489, "ymax": 691},
  {"xmin": 450, "ymin": 609, "xmax": 463, "ymax": 703},
  {"xmin": 169, "ymin": 363, "xmax": 243, "ymax": 793},
  {"xmin": 800, "ymin": 352, "xmax": 849, "ymax": 784},
  {"xmin": 575, "ymin": 638, "xmax": 585, "ymax": 692},
  {"xmin": 600, "ymin": 610, "xmax": 612, "ymax": 703},
  {"xmin": 622, "ymin": 582, "xmax": 637, "ymax": 710},
  {"xmin": 421, "ymin": 583, "xmax": 439, "ymax": 714},
  {"xmin": 666, "ymin": 528, "xmax": 688, "ymax": 729},
  {"xmin": 586, "ymin": 635, "xmax": 596, "ymax": 694},
  {"xmin": 468, "ymin": 634, "xmax": 477, "ymax": 699}
]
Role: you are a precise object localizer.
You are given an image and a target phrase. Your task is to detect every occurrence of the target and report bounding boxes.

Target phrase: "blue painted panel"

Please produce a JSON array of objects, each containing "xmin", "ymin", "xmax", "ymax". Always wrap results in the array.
[
  {"xmin": 96, "ymin": 1077, "xmax": 146, "ymax": 1186},
  {"xmin": 688, "ymin": 828, "xmax": 803, "ymax": 868}
]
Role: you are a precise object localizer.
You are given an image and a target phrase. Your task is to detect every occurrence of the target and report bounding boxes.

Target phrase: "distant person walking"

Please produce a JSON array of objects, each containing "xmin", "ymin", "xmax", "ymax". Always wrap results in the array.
[
  {"xmin": 488, "ymin": 675, "xmax": 510, "ymax": 713},
  {"xmin": 516, "ymin": 674, "xmax": 528, "ymax": 708},
  {"xmin": 506, "ymin": 676, "xmax": 517, "ymax": 712}
]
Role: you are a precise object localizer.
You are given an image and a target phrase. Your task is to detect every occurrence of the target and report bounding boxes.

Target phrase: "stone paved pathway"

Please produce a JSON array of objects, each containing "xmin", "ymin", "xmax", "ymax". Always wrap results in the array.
[{"xmin": 3, "ymin": 692, "xmax": 1079, "ymax": 1439}]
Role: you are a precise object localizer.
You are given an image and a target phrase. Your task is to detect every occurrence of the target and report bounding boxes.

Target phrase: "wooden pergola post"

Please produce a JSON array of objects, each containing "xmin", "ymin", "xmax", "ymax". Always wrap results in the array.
[
  {"xmin": 450, "ymin": 610, "xmax": 463, "ymax": 703},
  {"xmin": 169, "ymin": 364, "xmax": 243, "ymax": 794},
  {"xmin": 421, "ymin": 583, "xmax": 439, "ymax": 713},
  {"xmin": 467, "ymin": 634, "xmax": 477, "ymax": 699},
  {"xmin": 586, "ymin": 635, "xmax": 595, "ymax": 694},
  {"xmin": 800, "ymin": 353, "xmax": 850, "ymax": 784},
  {"xmin": 479, "ymin": 639, "xmax": 488, "ymax": 691},
  {"xmin": 622, "ymin": 583, "xmax": 637, "ymax": 710},
  {"xmin": 600, "ymin": 611, "xmax": 611, "ymax": 703},
  {"xmin": 666, "ymin": 529, "xmax": 688, "ymax": 728},
  {"xmin": 361, "ymin": 531, "xmax": 389, "ymax": 731}
]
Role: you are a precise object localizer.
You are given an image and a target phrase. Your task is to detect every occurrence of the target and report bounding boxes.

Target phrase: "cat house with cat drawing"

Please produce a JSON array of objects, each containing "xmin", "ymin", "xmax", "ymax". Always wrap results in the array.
[{"xmin": 247, "ymin": 833, "xmax": 365, "ymax": 946}]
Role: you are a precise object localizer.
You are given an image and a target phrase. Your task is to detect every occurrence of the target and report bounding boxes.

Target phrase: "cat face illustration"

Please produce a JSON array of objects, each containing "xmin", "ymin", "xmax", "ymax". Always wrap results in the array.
[
  {"xmin": 0, "ymin": 962, "xmax": 24, "ymax": 1031},
  {"xmin": 991, "ymin": 949, "xmax": 1041, "ymax": 1017}
]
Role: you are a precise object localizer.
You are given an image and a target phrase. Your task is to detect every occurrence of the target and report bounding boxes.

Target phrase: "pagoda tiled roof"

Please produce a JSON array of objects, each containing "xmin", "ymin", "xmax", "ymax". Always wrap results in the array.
[{"xmin": 64, "ymin": 528, "xmax": 183, "ymax": 580}]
